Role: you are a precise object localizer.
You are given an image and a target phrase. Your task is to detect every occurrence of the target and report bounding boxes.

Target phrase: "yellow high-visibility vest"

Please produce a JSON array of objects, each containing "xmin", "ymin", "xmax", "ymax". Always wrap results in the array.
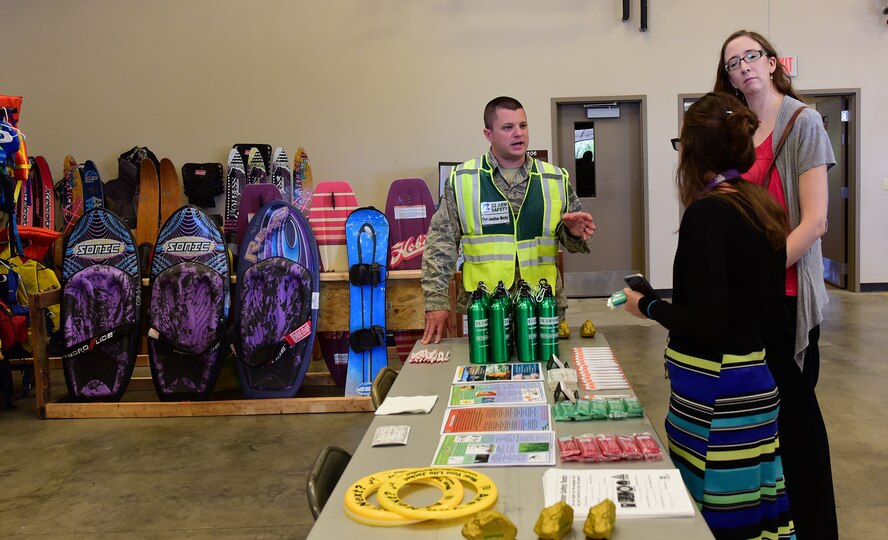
[{"xmin": 451, "ymin": 155, "xmax": 568, "ymax": 291}]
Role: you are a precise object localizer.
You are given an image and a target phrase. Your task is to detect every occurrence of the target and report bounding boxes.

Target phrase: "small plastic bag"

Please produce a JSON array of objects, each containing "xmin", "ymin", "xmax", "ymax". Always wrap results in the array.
[
  {"xmin": 623, "ymin": 396, "xmax": 644, "ymax": 417},
  {"xmin": 554, "ymin": 401, "xmax": 578, "ymax": 422},
  {"xmin": 558, "ymin": 436, "xmax": 581, "ymax": 461},
  {"xmin": 594, "ymin": 434, "xmax": 624, "ymax": 461},
  {"xmin": 574, "ymin": 399, "xmax": 594, "ymax": 421},
  {"xmin": 575, "ymin": 434, "xmax": 604, "ymax": 463},
  {"xmin": 588, "ymin": 397, "xmax": 608, "ymax": 419},
  {"xmin": 605, "ymin": 398, "xmax": 628, "ymax": 419},
  {"xmin": 616, "ymin": 435, "xmax": 643, "ymax": 460},
  {"xmin": 633, "ymin": 432, "xmax": 663, "ymax": 461}
]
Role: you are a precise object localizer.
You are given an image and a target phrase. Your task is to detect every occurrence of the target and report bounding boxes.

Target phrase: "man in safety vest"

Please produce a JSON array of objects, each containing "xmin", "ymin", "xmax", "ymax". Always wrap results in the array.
[{"xmin": 421, "ymin": 96, "xmax": 595, "ymax": 344}]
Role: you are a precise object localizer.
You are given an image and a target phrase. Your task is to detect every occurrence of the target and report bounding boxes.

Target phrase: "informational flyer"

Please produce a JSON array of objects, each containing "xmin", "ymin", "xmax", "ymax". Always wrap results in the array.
[
  {"xmin": 441, "ymin": 404, "xmax": 551, "ymax": 433},
  {"xmin": 542, "ymin": 468, "xmax": 696, "ymax": 518},
  {"xmin": 432, "ymin": 431, "xmax": 556, "ymax": 467},
  {"xmin": 448, "ymin": 381, "xmax": 546, "ymax": 407},
  {"xmin": 452, "ymin": 363, "xmax": 543, "ymax": 384}
]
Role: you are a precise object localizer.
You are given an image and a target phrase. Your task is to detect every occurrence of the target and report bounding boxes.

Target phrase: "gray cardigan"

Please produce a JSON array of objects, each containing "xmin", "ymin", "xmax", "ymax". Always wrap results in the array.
[{"xmin": 774, "ymin": 95, "xmax": 836, "ymax": 367}]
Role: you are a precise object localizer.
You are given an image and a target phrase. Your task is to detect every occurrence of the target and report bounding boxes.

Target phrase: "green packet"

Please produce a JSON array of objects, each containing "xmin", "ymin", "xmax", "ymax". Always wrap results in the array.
[
  {"xmin": 605, "ymin": 397, "xmax": 627, "ymax": 419},
  {"xmin": 553, "ymin": 401, "xmax": 576, "ymax": 422},
  {"xmin": 554, "ymin": 399, "xmax": 601, "ymax": 422},
  {"xmin": 623, "ymin": 396, "xmax": 644, "ymax": 417},
  {"xmin": 582, "ymin": 397, "xmax": 608, "ymax": 420},
  {"xmin": 559, "ymin": 396, "xmax": 643, "ymax": 421}
]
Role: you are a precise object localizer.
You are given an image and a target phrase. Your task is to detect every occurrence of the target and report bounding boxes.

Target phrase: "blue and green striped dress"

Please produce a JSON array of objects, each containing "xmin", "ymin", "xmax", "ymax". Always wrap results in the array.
[
  {"xmin": 665, "ymin": 346, "xmax": 794, "ymax": 539},
  {"xmin": 640, "ymin": 195, "xmax": 796, "ymax": 539}
]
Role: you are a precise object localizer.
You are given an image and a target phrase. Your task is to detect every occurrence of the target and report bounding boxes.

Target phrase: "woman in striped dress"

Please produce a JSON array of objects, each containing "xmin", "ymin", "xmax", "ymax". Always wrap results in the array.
[{"xmin": 622, "ymin": 92, "xmax": 795, "ymax": 539}]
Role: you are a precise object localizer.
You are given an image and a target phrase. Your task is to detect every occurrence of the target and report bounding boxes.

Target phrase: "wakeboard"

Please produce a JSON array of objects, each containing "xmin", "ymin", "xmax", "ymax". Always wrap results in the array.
[
  {"xmin": 224, "ymin": 148, "xmax": 247, "ymax": 248},
  {"xmin": 308, "ymin": 181, "xmax": 357, "ymax": 273},
  {"xmin": 270, "ymin": 147, "xmax": 291, "ymax": 201},
  {"xmin": 236, "ymin": 184, "xmax": 283, "ymax": 249},
  {"xmin": 60, "ymin": 207, "xmax": 140, "ymax": 401},
  {"xmin": 247, "ymin": 147, "xmax": 267, "ymax": 185},
  {"xmin": 233, "ymin": 143, "xmax": 271, "ymax": 173},
  {"xmin": 385, "ymin": 178, "xmax": 436, "ymax": 362},
  {"xmin": 309, "ymin": 181, "xmax": 358, "ymax": 383},
  {"xmin": 234, "ymin": 201, "xmax": 319, "ymax": 398},
  {"xmin": 148, "ymin": 205, "xmax": 229, "ymax": 401},
  {"xmin": 344, "ymin": 206, "xmax": 389, "ymax": 397}
]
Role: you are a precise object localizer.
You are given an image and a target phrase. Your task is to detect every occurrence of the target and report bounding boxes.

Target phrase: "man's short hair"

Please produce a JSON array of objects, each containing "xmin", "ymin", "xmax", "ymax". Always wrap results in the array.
[{"xmin": 484, "ymin": 96, "xmax": 524, "ymax": 129}]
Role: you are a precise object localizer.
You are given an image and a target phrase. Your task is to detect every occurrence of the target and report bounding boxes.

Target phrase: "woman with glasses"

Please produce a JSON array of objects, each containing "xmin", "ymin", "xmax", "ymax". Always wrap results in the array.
[
  {"xmin": 714, "ymin": 30, "xmax": 837, "ymax": 539},
  {"xmin": 623, "ymin": 92, "xmax": 794, "ymax": 539}
]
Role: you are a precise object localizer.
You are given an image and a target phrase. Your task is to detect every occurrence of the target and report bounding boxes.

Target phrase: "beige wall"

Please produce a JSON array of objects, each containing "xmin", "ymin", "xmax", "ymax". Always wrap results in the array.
[{"xmin": 4, "ymin": 0, "xmax": 888, "ymax": 287}]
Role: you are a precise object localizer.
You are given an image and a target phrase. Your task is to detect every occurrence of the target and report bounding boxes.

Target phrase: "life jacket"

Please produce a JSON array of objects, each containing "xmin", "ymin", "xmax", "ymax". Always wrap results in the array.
[
  {"xmin": 0, "ymin": 296, "xmax": 28, "ymax": 353},
  {"xmin": 0, "ymin": 253, "xmax": 61, "ymax": 353},
  {"xmin": 0, "ymin": 226, "xmax": 60, "ymax": 262},
  {"xmin": 451, "ymin": 155, "xmax": 567, "ymax": 291}
]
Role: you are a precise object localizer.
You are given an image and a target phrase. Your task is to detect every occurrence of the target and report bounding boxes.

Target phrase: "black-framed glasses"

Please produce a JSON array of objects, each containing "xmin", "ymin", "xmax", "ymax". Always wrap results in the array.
[
  {"xmin": 670, "ymin": 138, "xmax": 680, "ymax": 151},
  {"xmin": 724, "ymin": 49, "xmax": 765, "ymax": 72}
]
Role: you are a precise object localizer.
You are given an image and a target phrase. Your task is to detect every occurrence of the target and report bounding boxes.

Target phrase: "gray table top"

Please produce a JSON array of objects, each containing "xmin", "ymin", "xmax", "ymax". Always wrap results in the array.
[{"xmin": 308, "ymin": 334, "xmax": 714, "ymax": 540}]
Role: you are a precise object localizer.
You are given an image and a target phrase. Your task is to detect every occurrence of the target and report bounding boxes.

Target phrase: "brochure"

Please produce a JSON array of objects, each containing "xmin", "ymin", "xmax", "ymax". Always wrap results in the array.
[
  {"xmin": 432, "ymin": 431, "xmax": 556, "ymax": 467},
  {"xmin": 452, "ymin": 362, "xmax": 543, "ymax": 384},
  {"xmin": 448, "ymin": 381, "xmax": 546, "ymax": 407},
  {"xmin": 441, "ymin": 404, "xmax": 551, "ymax": 433}
]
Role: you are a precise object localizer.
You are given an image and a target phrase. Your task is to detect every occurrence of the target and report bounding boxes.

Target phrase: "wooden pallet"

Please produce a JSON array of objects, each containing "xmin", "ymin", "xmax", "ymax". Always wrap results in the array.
[{"xmin": 28, "ymin": 270, "xmax": 426, "ymax": 419}]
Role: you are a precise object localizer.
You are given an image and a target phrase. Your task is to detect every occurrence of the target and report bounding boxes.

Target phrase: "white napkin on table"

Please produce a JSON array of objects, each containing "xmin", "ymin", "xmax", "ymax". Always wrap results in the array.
[{"xmin": 374, "ymin": 395, "xmax": 438, "ymax": 415}]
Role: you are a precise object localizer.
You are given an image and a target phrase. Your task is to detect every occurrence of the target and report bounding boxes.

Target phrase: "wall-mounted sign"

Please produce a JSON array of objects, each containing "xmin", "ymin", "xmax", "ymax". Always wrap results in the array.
[
  {"xmin": 528, "ymin": 149, "xmax": 548, "ymax": 162},
  {"xmin": 779, "ymin": 55, "xmax": 798, "ymax": 77}
]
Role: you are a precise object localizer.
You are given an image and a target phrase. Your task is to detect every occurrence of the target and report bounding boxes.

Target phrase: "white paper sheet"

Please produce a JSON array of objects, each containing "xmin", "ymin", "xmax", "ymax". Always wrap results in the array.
[{"xmin": 542, "ymin": 468, "xmax": 696, "ymax": 519}]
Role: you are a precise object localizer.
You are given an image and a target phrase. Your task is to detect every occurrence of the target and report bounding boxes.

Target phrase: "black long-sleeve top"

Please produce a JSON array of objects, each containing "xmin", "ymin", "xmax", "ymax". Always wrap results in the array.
[{"xmin": 638, "ymin": 195, "xmax": 786, "ymax": 356}]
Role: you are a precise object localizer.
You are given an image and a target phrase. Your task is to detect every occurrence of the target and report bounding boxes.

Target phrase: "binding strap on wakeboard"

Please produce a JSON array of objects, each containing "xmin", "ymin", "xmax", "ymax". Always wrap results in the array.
[
  {"xmin": 238, "ymin": 320, "xmax": 312, "ymax": 368},
  {"xmin": 148, "ymin": 326, "xmax": 225, "ymax": 363},
  {"xmin": 349, "ymin": 262, "xmax": 386, "ymax": 286},
  {"xmin": 61, "ymin": 322, "xmax": 135, "ymax": 361},
  {"xmin": 348, "ymin": 325, "xmax": 386, "ymax": 353}
]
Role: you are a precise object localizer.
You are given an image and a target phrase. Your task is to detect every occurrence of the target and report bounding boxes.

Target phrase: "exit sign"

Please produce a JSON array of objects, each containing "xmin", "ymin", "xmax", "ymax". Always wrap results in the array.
[{"xmin": 779, "ymin": 55, "xmax": 798, "ymax": 77}]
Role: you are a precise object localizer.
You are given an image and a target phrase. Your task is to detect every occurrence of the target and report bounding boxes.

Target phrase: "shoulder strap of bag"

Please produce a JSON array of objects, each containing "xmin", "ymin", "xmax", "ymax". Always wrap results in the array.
[{"xmin": 762, "ymin": 105, "xmax": 809, "ymax": 190}]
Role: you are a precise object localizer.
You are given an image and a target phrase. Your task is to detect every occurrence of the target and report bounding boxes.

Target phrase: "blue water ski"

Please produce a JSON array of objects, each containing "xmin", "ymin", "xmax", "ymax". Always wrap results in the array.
[
  {"xmin": 344, "ymin": 206, "xmax": 388, "ymax": 397},
  {"xmin": 234, "ymin": 201, "xmax": 319, "ymax": 399},
  {"xmin": 81, "ymin": 160, "xmax": 105, "ymax": 210}
]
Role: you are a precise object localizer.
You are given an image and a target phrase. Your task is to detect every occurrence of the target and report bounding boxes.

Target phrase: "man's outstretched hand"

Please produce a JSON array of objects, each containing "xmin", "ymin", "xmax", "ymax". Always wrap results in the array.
[{"xmin": 562, "ymin": 211, "xmax": 596, "ymax": 240}]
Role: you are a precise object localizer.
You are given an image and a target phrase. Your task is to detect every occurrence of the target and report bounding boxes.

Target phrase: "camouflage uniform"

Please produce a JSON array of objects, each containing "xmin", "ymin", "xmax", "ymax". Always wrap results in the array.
[{"xmin": 422, "ymin": 150, "xmax": 591, "ymax": 318}]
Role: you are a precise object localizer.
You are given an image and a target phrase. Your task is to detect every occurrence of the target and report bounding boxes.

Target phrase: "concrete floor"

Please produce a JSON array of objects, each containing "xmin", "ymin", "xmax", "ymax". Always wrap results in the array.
[{"xmin": 1, "ymin": 287, "xmax": 885, "ymax": 539}]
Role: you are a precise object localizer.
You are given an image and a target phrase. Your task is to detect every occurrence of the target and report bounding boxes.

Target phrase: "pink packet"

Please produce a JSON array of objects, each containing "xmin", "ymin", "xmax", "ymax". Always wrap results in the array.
[
  {"xmin": 558, "ymin": 436, "xmax": 581, "ymax": 462},
  {"xmin": 575, "ymin": 434, "xmax": 604, "ymax": 463},
  {"xmin": 616, "ymin": 435, "xmax": 643, "ymax": 460},
  {"xmin": 633, "ymin": 432, "xmax": 663, "ymax": 461},
  {"xmin": 594, "ymin": 434, "xmax": 624, "ymax": 461}
]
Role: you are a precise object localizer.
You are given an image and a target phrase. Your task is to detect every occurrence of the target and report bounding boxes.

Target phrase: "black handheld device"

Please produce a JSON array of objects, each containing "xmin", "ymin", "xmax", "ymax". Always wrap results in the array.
[{"xmin": 624, "ymin": 273, "xmax": 660, "ymax": 299}]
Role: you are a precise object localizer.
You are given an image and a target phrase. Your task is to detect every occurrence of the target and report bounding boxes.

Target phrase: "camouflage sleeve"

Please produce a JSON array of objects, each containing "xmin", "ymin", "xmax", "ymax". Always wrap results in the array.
[
  {"xmin": 421, "ymin": 173, "xmax": 462, "ymax": 312},
  {"xmin": 558, "ymin": 174, "xmax": 592, "ymax": 254}
]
